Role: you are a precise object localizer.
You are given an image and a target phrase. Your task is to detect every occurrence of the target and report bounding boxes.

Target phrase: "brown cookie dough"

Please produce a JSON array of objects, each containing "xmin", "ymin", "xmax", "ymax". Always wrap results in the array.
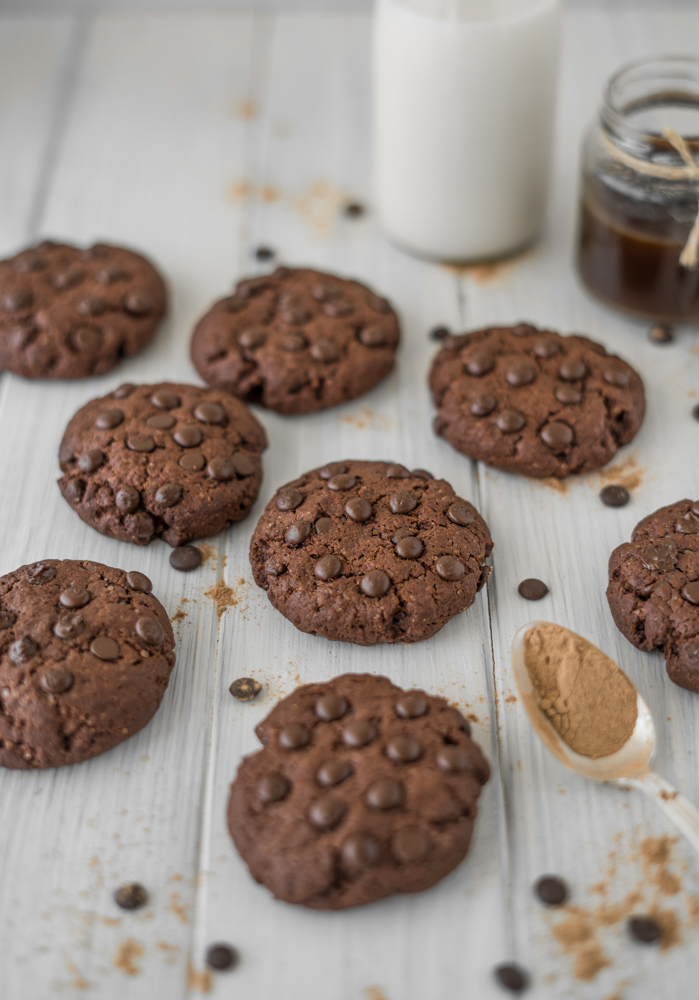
[
  {"xmin": 190, "ymin": 266, "xmax": 400, "ymax": 415},
  {"xmin": 249, "ymin": 460, "xmax": 493, "ymax": 645},
  {"xmin": 0, "ymin": 241, "xmax": 166, "ymax": 379},
  {"xmin": 429, "ymin": 323, "xmax": 645, "ymax": 478},
  {"xmin": 607, "ymin": 499, "xmax": 699, "ymax": 692},
  {"xmin": 58, "ymin": 382, "xmax": 267, "ymax": 547},
  {"xmin": 0, "ymin": 559, "xmax": 175, "ymax": 769},
  {"xmin": 227, "ymin": 673, "xmax": 490, "ymax": 909}
]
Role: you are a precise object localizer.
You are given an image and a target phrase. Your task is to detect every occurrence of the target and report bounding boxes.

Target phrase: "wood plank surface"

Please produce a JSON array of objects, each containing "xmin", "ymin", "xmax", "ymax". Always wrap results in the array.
[{"xmin": 0, "ymin": 5, "xmax": 697, "ymax": 1000}]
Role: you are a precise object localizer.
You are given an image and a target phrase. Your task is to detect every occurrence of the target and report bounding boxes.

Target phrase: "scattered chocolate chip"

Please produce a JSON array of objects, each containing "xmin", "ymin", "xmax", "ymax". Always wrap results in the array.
[
  {"xmin": 361, "ymin": 570, "xmax": 390, "ymax": 597},
  {"xmin": 342, "ymin": 832, "xmax": 379, "ymax": 869},
  {"xmin": 430, "ymin": 326, "xmax": 450, "ymax": 341},
  {"xmin": 495, "ymin": 409, "xmax": 525, "ymax": 433},
  {"xmin": 60, "ymin": 586, "xmax": 91, "ymax": 609},
  {"xmin": 604, "ymin": 368, "xmax": 631, "ymax": 388},
  {"xmin": 206, "ymin": 943, "xmax": 239, "ymax": 972},
  {"xmin": 127, "ymin": 432, "xmax": 155, "ymax": 453},
  {"xmin": 173, "ymin": 425, "xmax": 203, "ymax": 448},
  {"xmin": 386, "ymin": 734, "xmax": 422, "ymax": 762},
  {"xmin": 90, "ymin": 636, "xmax": 120, "ymax": 661},
  {"xmin": 389, "ymin": 491, "xmax": 418, "ymax": 514},
  {"xmin": 315, "ymin": 554, "xmax": 342, "ymax": 581},
  {"xmin": 194, "ymin": 401, "xmax": 225, "ymax": 424},
  {"xmin": 345, "ymin": 497, "xmax": 373, "ymax": 522},
  {"xmin": 540, "ymin": 421, "xmax": 573, "ymax": 452},
  {"xmin": 78, "ymin": 449, "xmax": 104, "ymax": 473},
  {"xmin": 494, "ymin": 963, "xmax": 529, "ymax": 993},
  {"xmin": 254, "ymin": 246, "xmax": 274, "ymax": 261},
  {"xmin": 278, "ymin": 723, "xmax": 309, "ymax": 750},
  {"xmin": 155, "ymin": 483, "xmax": 183, "ymax": 507},
  {"xmin": 238, "ymin": 328, "xmax": 266, "ymax": 350},
  {"xmin": 95, "ymin": 408, "xmax": 124, "ymax": 429},
  {"xmin": 342, "ymin": 719, "xmax": 375, "ymax": 748},
  {"xmin": 126, "ymin": 571, "xmax": 152, "ymax": 593},
  {"xmin": 359, "ymin": 325, "xmax": 388, "ymax": 347},
  {"xmin": 648, "ymin": 323, "xmax": 674, "ymax": 344},
  {"xmin": 309, "ymin": 794, "xmax": 346, "ymax": 829},
  {"xmin": 343, "ymin": 201, "xmax": 365, "ymax": 218},
  {"xmin": 180, "ymin": 450, "xmax": 205, "ymax": 471},
  {"xmin": 518, "ymin": 579, "xmax": 549, "ymax": 600},
  {"xmin": 315, "ymin": 693, "xmax": 349, "ymax": 721},
  {"xmin": 124, "ymin": 291, "xmax": 154, "ymax": 316},
  {"xmin": 310, "ymin": 340, "xmax": 340, "ymax": 363},
  {"xmin": 9, "ymin": 637, "xmax": 37, "ymax": 664},
  {"xmin": 327, "ymin": 473, "xmax": 356, "ymax": 492},
  {"xmin": 682, "ymin": 581, "xmax": 699, "ymax": 605},
  {"xmin": 367, "ymin": 777, "xmax": 403, "ymax": 810},
  {"xmin": 559, "ymin": 358, "xmax": 587, "ymax": 381},
  {"xmin": 470, "ymin": 392, "xmax": 497, "ymax": 416},
  {"xmin": 114, "ymin": 883, "xmax": 149, "ymax": 911},
  {"xmin": 435, "ymin": 556, "xmax": 464, "ymax": 581},
  {"xmin": 41, "ymin": 667, "xmax": 74, "ymax": 694},
  {"xmin": 116, "ymin": 486, "xmax": 140, "ymax": 514},
  {"xmin": 395, "ymin": 693, "xmax": 427, "ymax": 718},
  {"xmin": 555, "ymin": 384, "xmax": 582, "ymax": 405},
  {"xmin": 317, "ymin": 758, "xmax": 353, "ymax": 787},
  {"xmin": 277, "ymin": 489, "xmax": 304, "ymax": 511},
  {"xmin": 464, "ymin": 351, "xmax": 495, "ymax": 376},
  {"xmin": 506, "ymin": 362, "xmax": 537, "ymax": 387},
  {"xmin": 207, "ymin": 457, "xmax": 235, "ymax": 482},
  {"xmin": 395, "ymin": 536, "xmax": 423, "ymax": 559},
  {"xmin": 436, "ymin": 746, "xmax": 470, "ymax": 772},
  {"xmin": 136, "ymin": 616, "xmax": 164, "ymax": 645},
  {"xmin": 285, "ymin": 520, "xmax": 311, "ymax": 545},
  {"xmin": 315, "ymin": 516, "xmax": 333, "ymax": 534},
  {"xmin": 534, "ymin": 875, "xmax": 568, "ymax": 906},
  {"xmin": 392, "ymin": 827, "xmax": 430, "ymax": 863},
  {"xmin": 600, "ymin": 485, "xmax": 630, "ymax": 507},
  {"xmin": 229, "ymin": 677, "xmax": 262, "ymax": 701},
  {"xmin": 258, "ymin": 773, "xmax": 290, "ymax": 803},
  {"xmin": 628, "ymin": 916, "xmax": 661, "ymax": 944}
]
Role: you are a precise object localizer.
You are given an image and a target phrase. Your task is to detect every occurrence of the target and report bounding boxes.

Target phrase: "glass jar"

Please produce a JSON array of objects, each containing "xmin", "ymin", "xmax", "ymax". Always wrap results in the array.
[{"xmin": 576, "ymin": 56, "xmax": 699, "ymax": 323}]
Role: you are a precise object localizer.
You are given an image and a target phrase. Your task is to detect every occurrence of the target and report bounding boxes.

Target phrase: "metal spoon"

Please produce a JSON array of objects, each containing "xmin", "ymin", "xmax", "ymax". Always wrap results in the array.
[{"xmin": 511, "ymin": 620, "xmax": 699, "ymax": 854}]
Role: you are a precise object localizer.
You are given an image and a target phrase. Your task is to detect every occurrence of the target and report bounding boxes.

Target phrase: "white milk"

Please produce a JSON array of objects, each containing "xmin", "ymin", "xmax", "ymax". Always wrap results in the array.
[{"xmin": 373, "ymin": 0, "xmax": 561, "ymax": 261}]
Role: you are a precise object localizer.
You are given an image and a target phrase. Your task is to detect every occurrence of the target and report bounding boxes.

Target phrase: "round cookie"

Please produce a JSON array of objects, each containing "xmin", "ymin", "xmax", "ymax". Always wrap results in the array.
[
  {"xmin": 0, "ymin": 558, "xmax": 175, "ymax": 769},
  {"xmin": 429, "ymin": 323, "xmax": 645, "ymax": 478},
  {"xmin": 607, "ymin": 499, "xmax": 699, "ymax": 692},
  {"xmin": 227, "ymin": 673, "xmax": 490, "ymax": 909},
  {"xmin": 249, "ymin": 460, "xmax": 493, "ymax": 645},
  {"xmin": 58, "ymin": 382, "xmax": 267, "ymax": 547},
  {"xmin": 0, "ymin": 241, "xmax": 167, "ymax": 379},
  {"xmin": 190, "ymin": 266, "xmax": 400, "ymax": 415}
]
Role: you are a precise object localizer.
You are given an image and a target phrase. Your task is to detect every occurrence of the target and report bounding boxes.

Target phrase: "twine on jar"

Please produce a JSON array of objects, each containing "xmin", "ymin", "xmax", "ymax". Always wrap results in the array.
[{"xmin": 600, "ymin": 126, "xmax": 699, "ymax": 269}]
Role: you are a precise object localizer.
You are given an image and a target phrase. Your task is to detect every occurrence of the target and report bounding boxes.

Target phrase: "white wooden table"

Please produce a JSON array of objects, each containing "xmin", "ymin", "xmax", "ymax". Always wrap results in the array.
[{"xmin": 1, "ymin": 4, "xmax": 698, "ymax": 998}]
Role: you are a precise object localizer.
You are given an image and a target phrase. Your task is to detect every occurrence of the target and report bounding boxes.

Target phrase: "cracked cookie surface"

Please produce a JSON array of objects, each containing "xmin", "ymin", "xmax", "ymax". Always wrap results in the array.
[
  {"xmin": 0, "ymin": 241, "xmax": 166, "ymax": 379},
  {"xmin": 58, "ymin": 382, "xmax": 267, "ymax": 547},
  {"xmin": 227, "ymin": 673, "xmax": 490, "ymax": 909},
  {"xmin": 607, "ymin": 500, "xmax": 699, "ymax": 692},
  {"xmin": 0, "ymin": 559, "xmax": 175, "ymax": 769},
  {"xmin": 249, "ymin": 460, "xmax": 493, "ymax": 646},
  {"xmin": 429, "ymin": 323, "xmax": 645, "ymax": 478},
  {"xmin": 190, "ymin": 266, "xmax": 400, "ymax": 414}
]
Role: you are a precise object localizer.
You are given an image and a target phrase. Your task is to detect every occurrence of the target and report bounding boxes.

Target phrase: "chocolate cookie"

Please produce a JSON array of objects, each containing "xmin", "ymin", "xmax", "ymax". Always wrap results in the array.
[
  {"xmin": 249, "ymin": 460, "xmax": 492, "ymax": 645},
  {"xmin": 190, "ymin": 267, "xmax": 400, "ymax": 414},
  {"xmin": 0, "ymin": 241, "xmax": 166, "ymax": 379},
  {"xmin": 607, "ymin": 500, "xmax": 699, "ymax": 692},
  {"xmin": 429, "ymin": 323, "xmax": 645, "ymax": 478},
  {"xmin": 0, "ymin": 559, "xmax": 175, "ymax": 769},
  {"xmin": 227, "ymin": 673, "xmax": 490, "ymax": 909},
  {"xmin": 58, "ymin": 382, "xmax": 267, "ymax": 547}
]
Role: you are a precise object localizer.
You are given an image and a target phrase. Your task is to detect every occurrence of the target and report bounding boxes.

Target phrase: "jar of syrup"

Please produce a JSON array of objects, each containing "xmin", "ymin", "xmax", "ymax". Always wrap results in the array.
[{"xmin": 577, "ymin": 56, "xmax": 699, "ymax": 323}]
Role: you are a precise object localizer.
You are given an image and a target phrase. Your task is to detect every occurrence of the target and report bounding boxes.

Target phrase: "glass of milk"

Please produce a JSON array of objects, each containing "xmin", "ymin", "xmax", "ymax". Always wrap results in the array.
[{"xmin": 373, "ymin": 0, "xmax": 561, "ymax": 262}]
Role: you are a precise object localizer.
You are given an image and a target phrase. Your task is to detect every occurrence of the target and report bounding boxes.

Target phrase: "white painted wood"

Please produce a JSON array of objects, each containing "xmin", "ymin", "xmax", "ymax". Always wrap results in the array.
[{"xmin": 0, "ymin": 5, "xmax": 697, "ymax": 1000}]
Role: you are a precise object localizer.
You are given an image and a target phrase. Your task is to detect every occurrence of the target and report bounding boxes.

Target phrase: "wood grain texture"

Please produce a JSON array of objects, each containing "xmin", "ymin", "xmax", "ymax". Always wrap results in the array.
[{"xmin": 0, "ymin": 5, "xmax": 697, "ymax": 999}]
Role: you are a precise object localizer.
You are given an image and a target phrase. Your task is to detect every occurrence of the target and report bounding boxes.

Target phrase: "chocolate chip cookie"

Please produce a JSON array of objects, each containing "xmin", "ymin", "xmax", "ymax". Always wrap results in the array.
[
  {"xmin": 249, "ymin": 460, "xmax": 493, "ymax": 645},
  {"xmin": 58, "ymin": 382, "xmax": 267, "ymax": 547},
  {"xmin": 227, "ymin": 673, "xmax": 490, "ymax": 909},
  {"xmin": 190, "ymin": 267, "xmax": 400, "ymax": 414},
  {"xmin": 429, "ymin": 323, "xmax": 645, "ymax": 478},
  {"xmin": 607, "ymin": 500, "xmax": 699, "ymax": 692},
  {"xmin": 0, "ymin": 241, "xmax": 167, "ymax": 379},
  {"xmin": 0, "ymin": 559, "xmax": 175, "ymax": 769}
]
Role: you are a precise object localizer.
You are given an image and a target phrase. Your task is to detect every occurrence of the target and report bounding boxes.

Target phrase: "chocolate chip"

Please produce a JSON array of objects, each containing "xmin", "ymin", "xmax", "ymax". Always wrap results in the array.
[
  {"xmin": 124, "ymin": 291, "xmax": 154, "ymax": 316},
  {"xmin": 641, "ymin": 541, "xmax": 677, "ymax": 572},
  {"xmin": 277, "ymin": 489, "xmax": 304, "ymax": 511},
  {"xmin": 342, "ymin": 719, "xmax": 375, "ymax": 747},
  {"xmin": 518, "ymin": 578, "xmax": 549, "ymax": 600},
  {"xmin": 180, "ymin": 450, "xmax": 205, "ymax": 471},
  {"xmin": 206, "ymin": 944, "xmax": 239, "ymax": 971},
  {"xmin": 534, "ymin": 875, "xmax": 568, "ymax": 906},
  {"xmin": 254, "ymin": 246, "xmax": 274, "ymax": 261},
  {"xmin": 127, "ymin": 433, "xmax": 156, "ymax": 453},
  {"xmin": 207, "ymin": 458, "xmax": 235, "ymax": 482},
  {"xmin": 677, "ymin": 511, "xmax": 699, "ymax": 534},
  {"xmin": 345, "ymin": 497, "xmax": 373, "ymax": 522},
  {"xmin": 194, "ymin": 401, "xmax": 225, "ymax": 424},
  {"xmin": 95, "ymin": 408, "xmax": 124, "ymax": 429},
  {"xmin": 648, "ymin": 323, "xmax": 674, "ymax": 344},
  {"xmin": 361, "ymin": 570, "xmax": 390, "ymax": 596},
  {"xmin": 315, "ymin": 693, "xmax": 349, "ymax": 721},
  {"xmin": 170, "ymin": 545, "xmax": 203, "ymax": 572},
  {"xmin": 9, "ymin": 637, "xmax": 37, "ymax": 664},
  {"xmin": 628, "ymin": 916, "xmax": 661, "ymax": 944},
  {"xmin": 52, "ymin": 269, "xmax": 84, "ymax": 290},
  {"xmin": 285, "ymin": 520, "xmax": 311, "ymax": 545},
  {"xmin": 317, "ymin": 758, "xmax": 353, "ymax": 786},
  {"xmin": 113, "ymin": 383, "xmax": 135, "ymax": 399},
  {"xmin": 114, "ymin": 883, "xmax": 148, "ymax": 910},
  {"xmin": 281, "ymin": 333, "xmax": 307, "ymax": 351},
  {"xmin": 464, "ymin": 351, "xmax": 495, "ymax": 376},
  {"xmin": 430, "ymin": 326, "xmax": 450, "ymax": 341},
  {"xmin": 315, "ymin": 516, "xmax": 333, "ymax": 534},
  {"xmin": 384, "ymin": 465, "xmax": 409, "ymax": 479},
  {"xmin": 604, "ymin": 368, "xmax": 631, "ymax": 388},
  {"xmin": 229, "ymin": 677, "xmax": 262, "ymax": 701},
  {"xmin": 155, "ymin": 483, "xmax": 183, "ymax": 506},
  {"xmin": 389, "ymin": 491, "xmax": 417, "ymax": 514},
  {"xmin": 367, "ymin": 777, "xmax": 403, "ymax": 810},
  {"xmin": 600, "ymin": 485, "xmax": 630, "ymax": 507},
  {"xmin": 494, "ymin": 963, "xmax": 529, "ymax": 992},
  {"xmin": 559, "ymin": 358, "xmax": 587, "ymax": 381},
  {"xmin": 470, "ymin": 392, "xmax": 497, "ymax": 416},
  {"xmin": 279, "ymin": 306, "xmax": 311, "ymax": 325},
  {"xmin": 506, "ymin": 362, "xmax": 537, "ymax": 387},
  {"xmin": 533, "ymin": 337, "xmax": 558, "ymax": 358},
  {"xmin": 41, "ymin": 667, "xmax": 74, "ymax": 694},
  {"xmin": 495, "ymin": 409, "xmax": 525, "ymax": 433},
  {"xmin": 126, "ymin": 571, "xmax": 152, "ymax": 593},
  {"xmin": 682, "ymin": 581, "xmax": 699, "ymax": 605},
  {"xmin": 367, "ymin": 294, "xmax": 391, "ymax": 314},
  {"xmin": 342, "ymin": 832, "xmax": 379, "ymax": 870},
  {"xmin": 278, "ymin": 723, "xmax": 310, "ymax": 750},
  {"xmin": 396, "ymin": 536, "xmax": 423, "ymax": 559},
  {"xmin": 232, "ymin": 453, "xmax": 256, "ymax": 477},
  {"xmin": 265, "ymin": 559, "xmax": 286, "ymax": 577},
  {"xmin": 395, "ymin": 693, "xmax": 427, "ymax": 718},
  {"xmin": 1, "ymin": 287, "xmax": 33, "ymax": 311},
  {"xmin": 310, "ymin": 340, "xmax": 340, "ymax": 362},
  {"xmin": 60, "ymin": 586, "xmax": 91, "ymax": 609},
  {"xmin": 359, "ymin": 325, "xmax": 388, "ymax": 347},
  {"xmin": 540, "ymin": 421, "xmax": 573, "ymax": 452},
  {"xmin": 435, "ymin": 556, "xmax": 464, "ymax": 581},
  {"xmin": 27, "ymin": 562, "xmax": 56, "ymax": 584},
  {"xmin": 70, "ymin": 326, "xmax": 103, "ymax": 354},
  {"xmin": 76, "ymin": 448, "xmax": 103, "ymax": 476},
  {"xmin": 116, "ymin": 486, "xmax": 140, "ymax": 513},
  {"xmin": 136, "ymin": 616, "xmax": 164, "ymax": 645},
  {"xmin": 97, "ymin": 265, "xmax": 126, "ymax": 285},
  {"xmin": 386, "ymin": 734, "xmax": 422, "ymax": 762},
  {"xmin": 323, "ymin": 300, "xmax": 353, "ymax": 318},
  {"xmin": 555, "ymin": 384, "xmax": 582, "ymax": 405},
  {"xmin": 319, "ymin": 463, "xmax": 347, "ymax": 480},
  {"xmin": 77, "ymin": 295, "xmax": 105, "ymax": 317},
  {"xmin": 258, "ymin": 773, "xmax": 290, "ymax": 802},
  {"xmin": 308, "ymin": 794, "xmax": 346, "ymax": 829},
  {"xmin": 343, "ymin": 201, "xmax": 365, "ymax": 218},
  {"xmin": 392, "ymin": 827, "xmax": 430, "ymax": 863},
  {"xmin": 151, "ymin": 389, "xmax": 180, "ymax": 410},
  {"xmin": 437, "ymin": 746, "xmax": 470, "ymax": 772},
  {"xmin": 315, "ymin": 554, "xmax": 342, "ymax": 581},
  {"xmin": 448, "ymin": 502, "xmax": 475, "ymax": 526},
  {"xmin": 90, "ymin": 636, "xmax": 120, "ymax": 660},
  {"xmin": 54, "ymin": 615, "xmax": 83, "ymax": 639},
  {"xmin": 327, "ymin": 474, "xmax": 356, "ymax": 492},
  {"xmin": 173, "ymin": 425, "xmax": 203, "ymax": 448}
]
